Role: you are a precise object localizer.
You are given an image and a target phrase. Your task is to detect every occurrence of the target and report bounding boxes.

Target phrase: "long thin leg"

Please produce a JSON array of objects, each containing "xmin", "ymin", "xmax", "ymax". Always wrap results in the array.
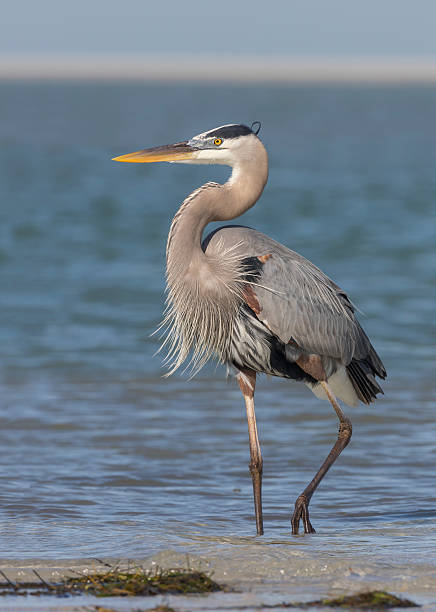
[
  {"xmin": 237, "ymin": 369, "xmax": 264, "ymax": 536},
  {"xmin": 291, "ymin": 381, "xmax": 352, "ymax": 535}
]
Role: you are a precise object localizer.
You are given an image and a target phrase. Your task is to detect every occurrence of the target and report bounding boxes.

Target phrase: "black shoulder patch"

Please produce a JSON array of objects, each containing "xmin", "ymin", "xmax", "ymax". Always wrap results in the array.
[
  {"xmin": 240, "ymin": 256, "xmax": 264, "ymax": 283},
  {"xmin": 206, "ymin": 124, "xmax": 253, "ymax": 140}
]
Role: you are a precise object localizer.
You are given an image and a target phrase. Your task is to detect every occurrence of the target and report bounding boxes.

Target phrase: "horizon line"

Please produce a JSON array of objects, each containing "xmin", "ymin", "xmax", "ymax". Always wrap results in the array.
[{"xmin": 2, "ymin": 54, "xmax": 436, "ymax": 83}]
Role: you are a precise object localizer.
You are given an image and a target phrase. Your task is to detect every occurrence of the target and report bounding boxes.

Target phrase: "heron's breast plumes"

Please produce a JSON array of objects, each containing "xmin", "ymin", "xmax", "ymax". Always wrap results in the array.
[
  {"xmin": 159, "ymin": 239, "xmax": 246, "ymax": 376},
  {"xmin": 157, "ymin": 177, "xmax": 264, "ymax": 376}
]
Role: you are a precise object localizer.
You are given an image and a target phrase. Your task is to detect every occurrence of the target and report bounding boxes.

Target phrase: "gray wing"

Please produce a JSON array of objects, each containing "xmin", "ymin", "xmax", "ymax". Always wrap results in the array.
[{"xmin": 204, "ymin": 225, "xmax": 383, "ymax": 369}]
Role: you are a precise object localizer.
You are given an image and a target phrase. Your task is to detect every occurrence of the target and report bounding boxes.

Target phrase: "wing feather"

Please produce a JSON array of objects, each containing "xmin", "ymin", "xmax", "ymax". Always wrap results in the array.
[{"xmin": 204, "ymin": 226, "xmax": 378, "ymax": 367}]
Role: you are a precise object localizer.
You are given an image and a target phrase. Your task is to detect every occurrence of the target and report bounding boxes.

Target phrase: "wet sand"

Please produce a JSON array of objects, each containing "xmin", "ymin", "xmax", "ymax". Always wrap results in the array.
[{"xmin": 1, "ymin": 547, "xmax": 436, "ymax": 611}]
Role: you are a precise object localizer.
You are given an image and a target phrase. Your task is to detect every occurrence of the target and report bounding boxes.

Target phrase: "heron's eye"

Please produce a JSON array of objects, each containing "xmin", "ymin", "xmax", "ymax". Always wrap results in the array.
[{"xmin": 214, "ymin": 138, "xmax": 223, "ymax": 146}]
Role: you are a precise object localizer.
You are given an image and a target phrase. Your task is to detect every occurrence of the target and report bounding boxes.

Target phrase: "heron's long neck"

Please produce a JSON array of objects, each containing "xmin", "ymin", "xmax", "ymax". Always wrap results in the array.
[
  {"xmin": 166, "ymin": 158, "xmax": 268, "ymax": 277},
  {"xmin": 161, "ymin": 157, "xmax": 268, "ymax": 374}
]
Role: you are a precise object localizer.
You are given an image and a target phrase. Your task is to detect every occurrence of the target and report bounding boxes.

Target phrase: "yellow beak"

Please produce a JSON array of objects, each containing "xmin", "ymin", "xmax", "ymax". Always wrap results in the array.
[{"xmin": 112, "ymin": 141, "xmax": 196, "ymax": 163}]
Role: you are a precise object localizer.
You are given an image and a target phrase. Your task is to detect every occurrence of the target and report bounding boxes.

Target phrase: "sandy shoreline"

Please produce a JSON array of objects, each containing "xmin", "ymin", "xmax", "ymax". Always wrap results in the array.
[{"xmin": 1, "ymin": 547, "xmax": 436, "ymax": 611}]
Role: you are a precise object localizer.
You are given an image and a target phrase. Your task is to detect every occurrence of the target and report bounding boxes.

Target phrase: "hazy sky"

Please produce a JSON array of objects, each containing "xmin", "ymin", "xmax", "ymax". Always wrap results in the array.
[{"xmin": 2, "ymin": 0, "xmax": 436, "ymax": 57}]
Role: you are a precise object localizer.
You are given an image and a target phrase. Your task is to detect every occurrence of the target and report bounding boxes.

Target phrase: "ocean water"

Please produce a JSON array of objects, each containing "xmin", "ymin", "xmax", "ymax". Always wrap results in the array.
[{"xmin": 0, "ymin": 81, "xmax": 435, "ymax": 600}]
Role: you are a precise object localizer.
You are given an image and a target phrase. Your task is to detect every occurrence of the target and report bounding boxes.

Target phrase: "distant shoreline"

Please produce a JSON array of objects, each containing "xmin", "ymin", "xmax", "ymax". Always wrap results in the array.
[{"xmin": 2, "ymin": 54, "xmax": 436, "ymax": 83}]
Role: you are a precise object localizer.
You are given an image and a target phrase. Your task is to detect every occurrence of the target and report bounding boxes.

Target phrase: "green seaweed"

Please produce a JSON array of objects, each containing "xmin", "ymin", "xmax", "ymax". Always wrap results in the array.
[
  {"xmin": 304, "ymin": 590, "xmax": 419, "ymax": 608},
  {"xmin": 92, "ymin": 607, "xmax": 175, "ymax": 612},
  {"xmin": 64, "ymin": 566, "xmax": 222, "ymax": 597},
  {"xmin": 245, "ymin": 590, "xmax": 419, "ymax": 609},
  {"xmin": 0, "ymin": 566, "xmax": 222, "ymax": 598}
]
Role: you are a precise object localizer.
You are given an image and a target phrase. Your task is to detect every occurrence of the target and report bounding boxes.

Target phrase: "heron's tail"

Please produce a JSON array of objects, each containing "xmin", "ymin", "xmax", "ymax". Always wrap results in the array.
[{"xmin": 347, "ymin": 344, "xmax": 386, "ymax": 405}]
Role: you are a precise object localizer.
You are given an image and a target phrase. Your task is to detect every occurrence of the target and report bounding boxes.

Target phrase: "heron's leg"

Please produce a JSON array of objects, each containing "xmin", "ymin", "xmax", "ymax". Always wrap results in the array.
[
  {"xmin": 291, "ymin": 381, "xmax": 352, "ymax": 535},
  {"xmin": 237, "ymin": 368, "xmax": 264, "ymax": 536}
]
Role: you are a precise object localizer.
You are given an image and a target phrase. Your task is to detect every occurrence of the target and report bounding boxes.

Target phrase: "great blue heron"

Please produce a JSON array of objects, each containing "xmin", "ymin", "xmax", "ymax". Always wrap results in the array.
[{"xmin": 113, "ymin": 122, "xmax": 386, "ymax": 536}]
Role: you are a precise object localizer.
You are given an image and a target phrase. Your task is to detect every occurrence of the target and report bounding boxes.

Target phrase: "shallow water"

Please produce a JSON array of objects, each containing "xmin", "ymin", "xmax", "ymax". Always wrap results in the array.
[{"xmin": 0, "ymin": 82, "xmax": 435, "ymax": 597}]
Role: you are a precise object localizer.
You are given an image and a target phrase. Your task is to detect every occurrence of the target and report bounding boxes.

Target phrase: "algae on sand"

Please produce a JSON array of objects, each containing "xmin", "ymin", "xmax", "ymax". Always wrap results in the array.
[
  {"xmin": 0, "ymin": 567, "xmax": 222, "ymax": 598},
  {"xmin": 93, "ymin": 606, "xmax": 175, "ymax": 612},
  {"xmin": 304, "ymin": 590, "xmax": 419, "ymax": 608},
  {"xmin": 66, "ymin": 566, "xmax": 222, "ymax": 597}
]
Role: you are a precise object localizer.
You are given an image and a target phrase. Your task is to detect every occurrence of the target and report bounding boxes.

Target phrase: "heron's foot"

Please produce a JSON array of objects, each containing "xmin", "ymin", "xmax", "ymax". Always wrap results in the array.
[{"xmin": 291, "ymin": 494, "xmax": 316, "ymax": 535}]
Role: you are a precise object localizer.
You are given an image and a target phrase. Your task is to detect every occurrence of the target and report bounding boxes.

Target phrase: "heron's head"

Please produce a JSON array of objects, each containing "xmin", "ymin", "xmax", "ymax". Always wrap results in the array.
[{"xmin": 112, "ymin": 122, "xmax": 265, "ymax": 167}]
